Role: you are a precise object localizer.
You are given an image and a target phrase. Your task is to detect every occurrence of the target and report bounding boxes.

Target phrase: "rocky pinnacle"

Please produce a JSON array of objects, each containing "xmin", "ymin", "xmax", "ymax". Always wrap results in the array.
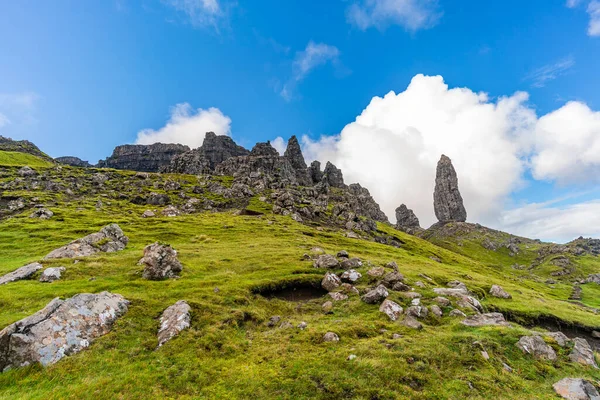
[{"xmin": 433, "ymin": 155, "xmax": 467, "ymax": 223}]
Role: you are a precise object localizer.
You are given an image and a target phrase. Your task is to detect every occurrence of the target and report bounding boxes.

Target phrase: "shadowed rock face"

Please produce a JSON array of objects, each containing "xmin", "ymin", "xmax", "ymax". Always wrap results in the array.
[
  {"xmin": 44, "ymin": 224, "xmax": 129, "ymax": 259},
  {"xmin": 395, "ymin": 204, "xmax": 420, "ymax": 228},
  {"xmin": 97, "ymin": 143, "xmax": 190, "ymax": 172},
  {"xmin": 433, "ymin": 155, "xmax": 467, "ymax": 223},
  {"xmin": 55, "ymin": 156, "xmax": 91, "ymax": 167},
  {"xmin": 308, "ymin": 161, "xmax": 323, "ymax": 184},
  {"xmin": 250, "ymin": 141, "xmax": 279, "ymax": 157},
  {"xmin": 284, "ymin": 136, "xmax": 310, "ymax": 185},
  {"xmin": 323, "ymin": 162, "xmax": 345, "ymax": 188}
]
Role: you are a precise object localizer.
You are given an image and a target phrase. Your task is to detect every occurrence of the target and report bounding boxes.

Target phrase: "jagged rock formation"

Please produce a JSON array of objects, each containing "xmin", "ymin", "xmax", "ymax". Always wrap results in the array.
[
  {"xmin": 98, "ymin": 143, "xmax": 190, "ymax": 172},
  {"xmin": 251, "ymin": 141, "xmax": 279, "ymax": 157},
  {"xmin": 0, "ymin": 292, "xmax": 129, "ymax": 370},
  {"xmin": 284, "ymin": 136, "xmax": 310, "ymax": 185},
  {"xmin": 44, "ymin": 223, "xmax": 129, "ymax": 259},
  {"xmin": 323, "ymin": 162, "xmax": 345, "ymax": 188},
  {"xmin": 55, "ymin": 156, "xmax": 91, "ymax": 167},
  {"xmin": 395, "ymin": 204, "xmax": 422, "ymax": 234},
  {"xmin": 433, "ymin": 155, "xmax": 466, "ymax": 223},
  {"xmin": 162, "ymin": 132, "xmax": 249, "ymax": 174},
  {"xmin": 0, "ymin": 135, "xmax": 53, "ymax": 161},
  {"xmin": 308, "ymin": 160, "xmax": 323, "ymax": 184}
]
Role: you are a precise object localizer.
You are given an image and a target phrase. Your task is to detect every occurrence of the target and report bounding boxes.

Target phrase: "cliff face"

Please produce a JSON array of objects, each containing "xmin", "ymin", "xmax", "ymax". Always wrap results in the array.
[
  {"xmin": 55, "ymin": 156, "xmax": 91, "ymax": 168},
  {"xmin": 98, "ymin": 143, "xmax": 190, "ymax": 172}
]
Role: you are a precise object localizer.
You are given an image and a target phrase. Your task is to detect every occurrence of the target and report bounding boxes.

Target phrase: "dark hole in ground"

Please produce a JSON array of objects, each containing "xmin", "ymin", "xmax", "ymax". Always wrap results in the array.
[
  {"xmin": 239, "ymin": 209, "xmax": 264, "ymax": 216},
  {"xmin": 253, "ymin": 280, "xmax": 327, "ymax": 302}
]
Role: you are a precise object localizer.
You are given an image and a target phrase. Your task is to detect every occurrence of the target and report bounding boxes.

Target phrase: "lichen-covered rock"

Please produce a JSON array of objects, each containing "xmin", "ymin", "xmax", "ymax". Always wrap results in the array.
[
  {"xmin": 569, "ymin": 338, "xmax": 598, "ymax": 368},
  {"xmin": 340, "ymin": 257, "xmax": 362, "ymax": 269},
  {"xmin": 553, "ymin": 378, "xmax": 600, "ymax": 400},
  {"xmin": 340, "ymin": 269, "xmax": 362, "ymax": 283},
  {"xmin": 313, "ymin": 254, "xmax": 340, "ymax": 269},
  {"xmin": 516, "ymin": 335, "xmax": 557, "ymax": 360},
  {"xmin": 39, "ymin": 267, "xmax": 65, "ymax": 283},
  {"xmin": 157, "ymin": 300, "xmax": 191, "ymax": 348},
  {"xmin": 140, "ymin": 242, "xmax": 183, "ymax": 280},
  {"xmin": 489, "ymin": 284, "xmax": 512, "ymax": 299},
  {"xmin": 0, "ymin": 263, "xmax": 43, "ymax": 285},
  {"xmin": 321, "ymin": 272, "xmax": 341, "ymax": 292},
  {"xmin": 379, "ymin": 300, "xmax": 403, "ymax": 321},
  {"xmin": 323, "ymin": 332, "xmax": 340, "ymax": 342},
  {"xmin": 162, "ymin": 205, "xmax": 181, "ymax": 217},
  {"xmin": 18, "ymin": 166, "xmax": 37, "ymax": 177},
  {"xmin": 433, "ymin": 155, "xmax": 467, "ymax": 223},
  {"xmin": 0, "ymin": 292, "xmax": 128, "ymax": 370},
  {"xmin": 29, "ymin": 208, "xmax": 54, "ymax": 219},
  {"xmin": 449, "ymin": 309, "xmax": 467, "ymax": 317},
  {"xmin": 44, "ymin": 224, "xmax": 129, "ymax": 259},
  {"xmin": 382, "ymin": 272, "xmax": 405, "ymax": 287},
  {"xmin": 367, "ymin": 267, "xmax": 385, "ymax": 277},
  {"xmin": 461, "ymin": 313, "xmax": 510, "ymax": 327},
  {"xmin": 395, "ymin": 204, "xmax": 422, "ymax": 234},
  {"xmin": 406, "ymin": 306, "xmax": 429, "ymax": 319},
  {"xmin": 361, "ymin": 285, "xmax": 389, "ymax": 304},
  {"xmin": 434, "ymin": 296, "xmax": 451, "ymax": 307}
]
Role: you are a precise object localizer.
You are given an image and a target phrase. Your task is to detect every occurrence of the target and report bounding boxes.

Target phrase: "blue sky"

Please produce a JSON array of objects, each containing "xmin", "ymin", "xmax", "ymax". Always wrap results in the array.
[{"xmin": 1, "ymin": 0, "xmax": 600, "ymax": 241}]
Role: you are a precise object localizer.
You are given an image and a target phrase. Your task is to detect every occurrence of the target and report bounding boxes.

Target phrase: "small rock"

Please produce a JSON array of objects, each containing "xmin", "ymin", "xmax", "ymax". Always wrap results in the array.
[
  {"xmin": 430, "ymin": 305, "xmax": 443, "ymax": 317},
  {"xmin": 340, "ymin": 283, "xmax": 360, "ymax": 295},
  {"xmin": 44, "ymin": 224, "xmax": 128, "ymax": 259},
  {"xmin": 329, "ymin": 292, "xmax": 348, "ymax": 302},
  {"xmin": 538, "ymin": 331, "xmax": 571, "ymax": 347},
  {"xmin": 553, "ymin": 378, "xmax": 600, "ymax": 400},
  {"xmin": 322, "ymin": 301, "xmax": 334, "ymax": 313},
  {"xmin": 411, "ymin": 298, "xmax": 420, "ymax": 306},
  {"xmin": 0, "ymin": 262, "xmax": 43, "ymax": 285},
  {"xmin": 279, "ymin": 321, "xmax": 294, "ymax": 329},
  {"xmin": 392, "ymin": 282, "xmax": 411, "ymax": 292},
  {"xmin": 340, "ymin": 257, "xmax": 363, "ymax": 269},
  {"xmin": 502, "ymin": 363, "xmax": 513, "ymax": 373},
  {"xmin": 415, "ymin": 281, "xmax": 426, "ymax": 288},
  {"xmin": 406, "ymin": 306, "xmax": 428, "ymax": 319},
  {"xmin": 481, "ymin": 350, "xmax": 490, "ymax": 360},
  {"xmin": 434, "ymin": 296, "xmax": 451, "ymax": 306},
  {"xmin": 18, "ymin": 166, "xmax": 37, "ymax": 177},
  {"xmin": 323, "ymin": 332, "xmax": 340, "ymax": 342},
  {"xmin": 267, "ymin": 316, "xmax": 281, "ymax": 327},
  {"xmin": 142, "ymin": 210, "xmax": 155, "ymax": 218},
  {"xmin": 140, "ymin": 242, "xmax": 183, "ymax": 280},
  {"xmin": 489, "ymin": 284, "xmax": 512, "ymax": 299},
  {"xmin": 361, "ymin": 285, "xmax": 389, "ymax": 304},
  {"xmin": 297, "ymin": 321, "xmax": 307, "ymax": 330},
  {"xmin": 398, "ymin": 291, "xmax": 421, "ymax": 300},
  {"xmin": 39, "ymin": 267, "xmax": 66, "ymax": 283},
  {"xmin": 379, "ymin": 300, "xmax": 403, "ymax": 321},
  {"xmin": 340, "ymin": 269, "xmax": 362, "ymax": 283},
  {"xmin": 569, "ymin": 337, "xmax": 598, "ymax": 367},
  {"xmin": 367, "ymin": 267, "xmax": 385, "ymax": 277},
  {"xmin": 162, "ymin": 205, "xmax": 180, "ymax": 217},
  {"xmin": 313, "ymin": 254, "xmax": 340, "ymax": 269},
  {"xmin": 461, "ymin": 313, "xmax": 510, "ymax": 327},
  {"xmin": 386, "ymin": 261, "xmax": 399, "ymax": 272},
  {"xmin": 213, "ymin": 287, "xmax": 220, "ymax": 293},
  {"xmin": 449, "ymin": 309, "xmax": 467, "ymax": 317},
  {"xmin": 392, "ymin": 333, "xmax": 402, "ymax": 339},
  {"xmin": 347, "ymin": 354, "xmax": 357, "ymax": 360},
  {"xmin": 157, "ymin": 300, "xmax": 191, "ymax": 348},
  {"xmin": 593, "ymin": 331, "xmax": 600, "ymax": 339},
  {"xmin": 382, "ymin": 272, "xmax": 405, "ymax": 287},
  {"xmin": 321, "ymin": 271, "xmax": 342, "ymax": 292},
  {"xmin": 516, "ymin": 335, "xmax": 557, "ymax": 360},
  {"xmin": 29, "ymin": 208, "xmax": 54, "ymax": 219},
  {"xmin": 337, "ymin": 250, "xmax": 349, "ymax": 258},
  {"xmin": 401, "ymin": 316, "xmax": 423, "ymax": 330}
]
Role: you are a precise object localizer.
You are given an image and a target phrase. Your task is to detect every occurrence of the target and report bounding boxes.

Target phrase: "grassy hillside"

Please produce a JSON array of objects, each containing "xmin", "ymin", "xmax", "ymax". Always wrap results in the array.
[
  {"xmin": 1, "ymin": 165, "xmax": 600, "ymax": 399},
  {"xmin": 0, "ymin": 150, "xmax": 54, "ymax": 167}
]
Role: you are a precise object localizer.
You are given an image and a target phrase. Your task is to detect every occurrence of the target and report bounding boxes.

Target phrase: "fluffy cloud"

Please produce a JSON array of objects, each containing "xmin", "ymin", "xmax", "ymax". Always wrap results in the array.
[
  {"xmin": 524, "ymin": 56, "xmax": 575, "ymax": 88},
  {"xmin": 135, "ymin": 103, "xmax": 231, "ymax": 148},
  {"xmin": 280, "ymin": 42, "xmax": 343, "ymax": 101},
  {"xmin": 531, "ymin": 101, "xmax": 600, "ymax": 183},
  {"xmin": 295, "ymin": 74, "xmax": 600, "ymax": 242},
  {"xmin": 163, "ymin": 0, "xmax": 226, "ymax": 29},
  {"xmin": 270, "ymin": 136, "xmax": 286, "ymax": 155},
  {"xmin": 589, "ymin": 1, "xmax": 600, "ymax": 36},
  {"xmin": 346, "ymin": 0, "xmax": 442, "ymax": 32}
]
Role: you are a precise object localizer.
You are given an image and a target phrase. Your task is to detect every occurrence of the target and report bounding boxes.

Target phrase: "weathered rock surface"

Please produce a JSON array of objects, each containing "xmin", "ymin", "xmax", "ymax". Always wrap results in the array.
[
  {"xmin": 329, "ymin": 292, "xmax": 348, "ymax": 301},
  {"xmin": 516, "ymin": 335, "xmax": 557, "ymax": 360},
  {"xmin": 0, "ymin": 263, "xmax": 43, "ymax": 285},
  {"xmin": 157, "ymin": 300, "xmax": 191, "ymax": 348},
  {"xmin": 39, "ymin": 267, "xmax": 65, "ymax": 283},
  {"xmin": 313, "ymin": 254, "xmax": 340, "ymax": 269},
  {"xmin": 140, "ymin": 243, "xmax": 183, "ymax": 280},
  {"xmin": 284, "ymin": 136, "xmax": 310, "ymax": 185},
  {"xmin": 55, "ymin": 156, "xmax": 91, "ymax": 167},
  {"xmin": 489, "ymin": 284, "xmax": 512, "ymax": 299},
  {"xmin": 553, "ymin": 378, "xmax": 600, "ymax": 400},
  {"xmin": 323, "ymin": 332, "xmax": 340, "ymax": 342},
  {"xmin": 323, "ymin": 162, "xmax": 345, "ymax": 188},
  {"xmin": 0, "ymin": 292, "xmax": 128, "ymax": 370},
  {"xmin": 402, "ymin": 316, "xmax": 423, "ymax": 330},
  {"xmin": 340, "ymin": 269, "xmax": 362, "ymax": 283},
  {"xmin": 395, "ymin": 204, "xmax": 422, "ymax": 234},
  {"xmin": 406, "ymin": 306, "xmax": 429, "ymax": 319},
  {"xmin": 44, "ymin": 224, "xmax": 129, "ymax": 259},
  {"xmin": 340, "ymin": 257, "xmax": 362, "ymax": 270},
  {"xmin": 433, "ymin": 155, "xmax": 467, "ymax": 223},
  {"xmin": 308, "ymin": 160, "xmax": 323, "ymax": 184},
  {"xmin": 29, "ymin": 208, "xmax": 53, "ymax": 219},
  {"xmin": 569, "ymin": 338, "xmax": 598, "ymax": 368},
  {"xmin": 361, "ymin": 285, "xmax": 389, "ymax": 304},
  {"xmin": 379, "ymin": 300, "xmax": 403, "ymax": 321},
  {"xmin": 461, "ymin": 313, "xmax": 510, "ymax": 327},
  {"xmin": 321, "ymin": 272, "xmax": 342, "ymax": 292},
  {"xmin": 98, "ymin": 143, "xmax": 190, "ymax": 172}
]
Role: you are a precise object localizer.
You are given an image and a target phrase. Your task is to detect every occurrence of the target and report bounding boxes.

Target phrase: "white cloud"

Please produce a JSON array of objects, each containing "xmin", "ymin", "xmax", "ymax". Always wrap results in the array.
[
  {"xmin": 280, "ymin": 41, "xmax": 343, "ymax": 101},
  {"xmin": 530, "ymin": 101, "xmax": 600, "ymax": 183},
  {"xmin": 271, "ymin": 137, "xmax": 286, "ymax": 155},
  {"xmin": 524, "ymin": 56, "xmax": 575, "ymax": 88},
  {"xmin": 567, "ymin": 0, "xmax": 583, "ymax": 7},
  {"xmin": 346, "ymin": 0, "xmax": 442, "ymax": 32},
  {"xmin": 162, "ymin": 0, "xmax": 226, "ymax": 29},
  {"xmin": 135, "ymin": 103, "xmax": 231, "ymax": 148},
  {"xmin": 589, "ymin": 1, "xmax": 600, "ymax": 36}
]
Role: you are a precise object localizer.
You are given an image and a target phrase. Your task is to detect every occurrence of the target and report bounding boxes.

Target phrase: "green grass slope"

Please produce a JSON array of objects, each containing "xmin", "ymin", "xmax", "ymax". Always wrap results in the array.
[
  {"xmin": 0, "ymin": 150, "xmax": 54, "ymax": 167},
  {"xmin": 0, "ymin": 167, "xmax": 600, "ymax": 399}
]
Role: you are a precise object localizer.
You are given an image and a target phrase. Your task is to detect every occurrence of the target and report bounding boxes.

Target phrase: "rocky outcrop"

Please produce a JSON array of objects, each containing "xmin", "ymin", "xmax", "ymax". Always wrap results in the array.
[
  {"xmin": 489, "ymin": 285, "xmax": 512, "ymax": 299},
  {"xmin": 321, "ymin": 272, "xmax": 341, "ymax": 291},
  {"xmin": 379, "ymin": 300, "xmax": 403, "ymax": 321},
  {"xmin": 461, "ymin": 313, "xmax": 510, "ymax": 327},
  {"xmin": 0, "ymin": 135, "xmax": 53, "ymax": 161},
  {"xmin": 569, "ymin": 338, "xmax": 598, "ymax": 367},
  {"xmin": 157, "ymin": 301, "xmax": 191, "ymax": 348},
  {"xmin": 29, "ymin": 208, "xmax": 53, "ymax": 219},
  {"xmin": 323, "ymin": 162, "xmax": 345, "ymax": 188},
  {"xmin": 361, "ymin": 285, "xmax": 389, "ymax": 304},
  {"xmin": 39, "ymin": 267, "xmax": 65, "ymax": 283},
  {"xmin": 0, "ymin": 263, "xmax": 43, "ymax": 285},
  {"xmin": 516, "ymin": 335, "xmax": 557, "ymax": 360},
  {"xmin": 0, "ymin": 292, "xmax": 128, "ymax": 370},
  {"xmin": 162, "ymin": 132, "xmax": 249, "ymax": 174},
  {"xmin": 98, "ymin": 143, "xmax": 190, "ymax": 172},
  {"xmin": 44, "ymin": 224, "xmax": 129, "ymax": 259},
  {"xmin": 395, "ymin": 204, "xmax": 422, "ymax": 234},
  {"xmin": 284, "ymin": 136, "xmax": 310, "ymax": 185},
  {"xmin": 553, "ymin": 378, "xmax": 600, "ymax": 399},
  {"xmin": 55, "ymin": 156, "xmax": 91, "ymax": 167},
  {"xmin": 309, "ymin": 161, "xmax": 323, "ymax": 184},
  {"xmin": 140, "ymin": 243, "xmax": 183, "ymax": 280},
  {"xmin": 251, "ymin": 141, "xmax": 279, "ymax": 157},
  {"xmin": 433, "ymin": 155, "xmax": 467, "ymax": 223}
]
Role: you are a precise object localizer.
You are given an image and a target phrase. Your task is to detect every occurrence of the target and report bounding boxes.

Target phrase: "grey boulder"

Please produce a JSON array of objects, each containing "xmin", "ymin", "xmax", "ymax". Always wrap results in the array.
[
  {"xmin": 516, "ymin": 335, "xmax": 557, "ymax": 360},
  {"xmin": 569, "ymin": 338, "xmax": 598, "ymax": 368},
  {"xmin": 379, "ymin": 300, "xmax": 403, "ymax": 321},
  {"xmin": 39, "ymin": 267, "xmax": 66, "ymax": 283},
  {"xmin": 321, "ymin": 272, "xmax": 342, "ymax": 292},
  {"xmin": 361, "ymin": 285, "xmax": 389, "ymax": 304},
  {"xmin": 44, "ymin": 224, "xmax": 128, "ymax": 259},
  {"xmin": 0, "ymin": 263, "xmax": 43, "ymax": 285},
  {"xmin": 313, "ymin": 254, "xmax": 340, "ymax": 269},
  {"xmin": 489, "ymin": 284, "xmax": 512, "ymax": 299},
  {"xmin": 461, "ymin": 313, "xmax": 510, "ymax": 327},
  {"xmin": 140, "ymin": 242, "xmax": 183, "ymax": 280},
  {"xmin": 433, "ymin": 154, "xmax": 467, "ymax": 223},
  {"xmin": 553, "ymin": 378, "xmax": 600, "ymax": 400},
  {"xmin": 157, "ymin": 300, "xmax": 191, "ymax": 348}
]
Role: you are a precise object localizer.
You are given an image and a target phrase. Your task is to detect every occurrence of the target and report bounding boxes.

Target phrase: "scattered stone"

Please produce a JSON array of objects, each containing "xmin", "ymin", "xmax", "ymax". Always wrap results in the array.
[
  {"xmin": 0, "ymin": 292, "xmax": 128, "ymax": 370},
  {"xmin": 489, "ymin": 284, "xmax": 512, "ymax": 299},
  {"xmin": 429, "ymin": 256, "xmax": 442, "ymax": 263},
  {"xmin": 162, "ymin": 205, "xmax": 181, "ymax": 217},
  {"xmin": 461, "ymin": 313, "xmax": 510, "ymax": 327},
  {"xmin": 340, "ymin": 257, "xmax": 362, "ymax": 269},
  {"xmin": 322, "ymin": 301, "xmax": 333, "ymax": 313},
  {"xmin": 39, "ymin": 267, "xmax": 65, "ymax": 283},
  {"xmin": 430, "ymin": 305, "xmax": 443, "ymax": 317},
  {"xmin": 279, "ymin": 321, "xmax": 294, "ymax": 329},
  {"xmin": 402, "ymin": 316, "xmax": 423, "ymax": 330},
  {"xmin": 433, "ymin": 287, "xmax": 469, "ymax": 297},
  {"xmin": 398, "ymin": 292, "xmax": 421, "ymax": 300},
  {"xmin": 297, "ymin": 321, "xmax": 307, "ymax": 330},
  {"xmin": 361, "ymin": 285, "xmax": 389, "ymax": 304},
  {"xmin": 379, "ymin": 300, "xmax": 403, "ymax": 321},
  {"xmin": 456, "ymin": 296, "xmax": 483, "ymax": 313},
  {"xmin": 516, "ymin": 335, "xmax": 557, "ymax": 360},
  {"xmin": 411, "ymin": 298, "xmax": 420, "ymax": 306},
  {"xmin": 267, "ymin": 316, "xmax": 281, "ymax": 327},
  {"xmin": 433, "ymin": 154, "xmax": 467, "ymax": 223},
  {"xmin": 0, "ymin": 262, "xmax": 43, "ymax": 285},
  {"xmin": 382, "ymin": 272, "xmax": 405, "ymax": 287},
  {"xmin": 313, "ymin": 254, "xmax": 340, "ymax": 269},
  {"xmin": 213, "ymin": 287, "xmax": 220, "ymax": 293},
  {"xmin": 392, "ymin": 282, "xmax": 411, "ymax": 292},
  {"xmin": 406, "ymin": 306, "xmax": 429, "ymax": 319},
  {"xmin": 142, "ymin": 210, "xmax": 155, "ymax": 218},
  {"xmin": 502, "ymin": 363, "xmax": 513, "ymax": 373},
  {"xmin": 18, "ymin": 166, "xmax": 37, "ymax": 177},
  {"xmin": 434, "ymin": 296, "xmax": 451, "ymax": 306},
  {"xmin": 140, "ymin": 242, "xmax": 183, "ymax": 280},
  {"xmin": 323, "ymin": 332, "xmax": 340, "ymax": 342},
  {"xmin": 337, "ymin": 250, "xmax": 349, "ymax": 258},
  {"xmin": 44, "ymin": 224, "xmax": 128, "ymax": 259},
  {"xmin": 29, "ymin": 208, "xmax": 54, "ymax": 219},
  {"xmin": 592, "ymin": 331, "xmax": 600, "ymax": 339},
  {"xmin": 553, "ymin": 378, "xmax": 600, "ymax": 400},
  {"xmin": 481, "ymin": 350, "xmax": 490, "ymax": 360},
  {"xmin": 449, "ymin": 309, "xmax": 467, "ymax": 317},
  {"xmin": 386, "ymin": 261, "xmax": 399, "ymax": 272},
  {"xmin": 570, "ymin": 285, "xmax": 583, "ymax": 301},
  {"xmin": 392, "ymin": 333, "xmax": 402, "ymax": 339},
  {"xmin": 569, "ymin": 338, "xmax": 598, "ymax": 368},
  {"xmin": 340, "ymin": 269, "xmax": 362, "ymax": 283},
  {"xmin": 321, "ymin": 272, "xmax": 342, "ymax": 292},
  {"xmin": 347, "ymin": 354, "xmax": 357, "ymax": 361},
  {"xmin": 540, "ymin": 331, "xmax": 571, "ymax": 347},
  {"xmin": 340, "ymin": 283, "xmax": 360, "ymax": 295},
  {"xmin": 367, "ymin": 267, "xmax": 385, "ymax": 277},
  {"xmin": 329, "ymin": 292, "xmax": 348, "ymax": 302},
  {"xmin": 157, "ymin": 300, "xmax": 191, "ymax": 348},
  {"xmin": 415, "ymin": 281, "xmax": 426, "ymax": 288}
]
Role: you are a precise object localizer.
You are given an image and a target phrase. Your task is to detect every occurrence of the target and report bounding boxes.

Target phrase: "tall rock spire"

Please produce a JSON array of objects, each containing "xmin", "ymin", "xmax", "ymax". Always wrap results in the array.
[
  {"xmin": 284, "ymin": 135, "xmax": 310, "ymax": 185},
  {"xmin": 433, "ymin": 155, "xmax": 467, "ymax": 223}
]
